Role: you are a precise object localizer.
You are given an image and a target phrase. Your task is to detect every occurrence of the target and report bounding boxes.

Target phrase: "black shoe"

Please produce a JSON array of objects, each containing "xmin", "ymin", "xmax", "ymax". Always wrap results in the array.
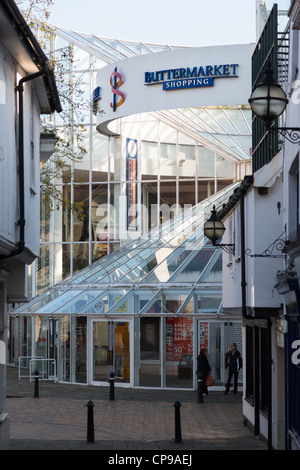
[{"xmin": 224, "ymin": 391, "xmax": 228, "ymax": 395}]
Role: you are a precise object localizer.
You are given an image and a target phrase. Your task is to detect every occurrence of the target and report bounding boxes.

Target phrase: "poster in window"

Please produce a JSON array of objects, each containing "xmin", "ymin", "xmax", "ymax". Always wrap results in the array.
[{"xmin": 166, "ymin": 317, "xmax": 193, "ymax": 362}]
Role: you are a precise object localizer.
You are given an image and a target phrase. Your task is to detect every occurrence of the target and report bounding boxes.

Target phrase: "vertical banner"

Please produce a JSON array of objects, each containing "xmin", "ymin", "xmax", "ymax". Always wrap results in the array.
[{"xmin": 126, "ymin": 138, "xmax": 138, "ymax": 230}]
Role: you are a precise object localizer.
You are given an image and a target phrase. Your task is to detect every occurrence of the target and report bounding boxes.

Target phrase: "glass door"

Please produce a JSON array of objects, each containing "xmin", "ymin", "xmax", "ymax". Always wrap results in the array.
[
  {"xmin": 92, "ymin": 320, "xmax": 131, "ymax": 385},
  {"xmin": 197, "ymin": 320, "xmax": 243, "ymax": 386}
]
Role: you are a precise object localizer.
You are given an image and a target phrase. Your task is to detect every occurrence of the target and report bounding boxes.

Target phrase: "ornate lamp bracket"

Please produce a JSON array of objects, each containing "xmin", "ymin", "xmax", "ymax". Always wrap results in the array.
[
  {"xmin": 245, "ymin": 230, "xmax": 286, "ymax": 259},
  {"xmin": 271, "ymin": 127, "xmax": 300, "ymax": 145},
  {"xmin": 215, "ymin": 244, "xmax": 235, "ymax": 256}
]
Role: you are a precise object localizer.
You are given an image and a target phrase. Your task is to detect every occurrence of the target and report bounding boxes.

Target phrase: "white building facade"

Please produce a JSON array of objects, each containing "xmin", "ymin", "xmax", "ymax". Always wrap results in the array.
[
  {"xmin": 275, "ymin": 0, "xmax": 300, "ymax": 450},
  {"xmin": 0, "ymin": 0, "xmax": 61, "ymax": 450},
  {"xmin": 220, "ymin": 2, "xmax": 300, "ymax": 450}
]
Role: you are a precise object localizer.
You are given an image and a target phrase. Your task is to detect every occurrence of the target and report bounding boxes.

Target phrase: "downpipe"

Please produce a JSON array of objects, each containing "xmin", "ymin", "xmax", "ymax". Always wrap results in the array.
[{"xmin": 0, "ymin": 66, "xmax": 46, "ymax": 262}]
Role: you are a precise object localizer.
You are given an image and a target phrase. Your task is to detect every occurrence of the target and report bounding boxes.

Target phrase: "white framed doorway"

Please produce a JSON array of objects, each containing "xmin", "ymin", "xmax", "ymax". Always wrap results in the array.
[{"xmin": 91, "ymin": 319, "xmax": 133, "ymax": 387}]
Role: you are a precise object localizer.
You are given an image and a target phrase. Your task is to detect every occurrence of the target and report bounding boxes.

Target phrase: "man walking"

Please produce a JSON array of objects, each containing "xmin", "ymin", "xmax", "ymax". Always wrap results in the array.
[{"xmin": 224, "ymin": 343, "xmax": 241, "ymax": 394}]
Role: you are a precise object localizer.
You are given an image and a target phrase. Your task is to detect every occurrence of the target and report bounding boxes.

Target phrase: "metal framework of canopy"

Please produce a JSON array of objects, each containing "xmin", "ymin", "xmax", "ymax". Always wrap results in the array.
[{"xmin": 10, "ymin": 182, "xmax": 240, "ymax": 318}]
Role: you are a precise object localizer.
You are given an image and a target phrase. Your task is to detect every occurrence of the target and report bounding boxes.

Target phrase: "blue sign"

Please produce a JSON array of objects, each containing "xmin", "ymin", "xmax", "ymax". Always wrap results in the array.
[
  {"xmin": 144, "ymin": 64, "xmax": 239, "ymax": 92},
  {"xmin": 92, "ymin": 86, "xmax": 101, "ymax": 115},
  {"xmin": 93, "ymin": 86, "xmax": 101, "ymax": 102},
  {"xmin": 163, "ymin": 77, "xmax": 214, "ymax": 91}
]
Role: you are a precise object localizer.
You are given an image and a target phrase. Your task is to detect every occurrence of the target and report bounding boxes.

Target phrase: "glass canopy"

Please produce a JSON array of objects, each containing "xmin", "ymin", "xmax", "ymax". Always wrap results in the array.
[
  {"xmin": 10, "ymin": 182, "xmax": 239, "ymax": 317},
  {"xmin": 54, "ymin": 27, "xmax": 252, "ymax": 164}
]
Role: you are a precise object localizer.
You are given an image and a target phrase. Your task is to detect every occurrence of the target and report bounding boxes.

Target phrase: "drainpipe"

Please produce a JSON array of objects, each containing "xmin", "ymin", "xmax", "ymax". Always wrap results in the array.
[
  {"xmin": 240, "ymin": 189, "xmax": 247, "ymax": 319},
  {"xmin": 0, "ymin": 66, "xmax": 46, "ymax": 262},
  {"xmin": 267, "ymin": 317, "xmax": 273, "ymax": 450}
]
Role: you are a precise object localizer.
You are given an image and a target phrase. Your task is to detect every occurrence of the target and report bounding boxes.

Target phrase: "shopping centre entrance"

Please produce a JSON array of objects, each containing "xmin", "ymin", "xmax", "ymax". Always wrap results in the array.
[{"xmin": 92, "ymin": 320, "xmax": 132, "ymax": 386}]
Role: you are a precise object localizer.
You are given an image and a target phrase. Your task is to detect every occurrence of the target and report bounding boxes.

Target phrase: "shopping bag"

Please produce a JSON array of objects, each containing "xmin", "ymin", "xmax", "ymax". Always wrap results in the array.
[{"xmin": 205, "ymin": 372, "xmax": 215, "ymax": 386}]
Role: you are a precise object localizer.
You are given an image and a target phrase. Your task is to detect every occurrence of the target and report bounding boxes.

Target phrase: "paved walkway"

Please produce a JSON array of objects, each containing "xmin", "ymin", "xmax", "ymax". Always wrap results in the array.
[{"xmin": 5, "ymin": 366, "xmax": 267, "ymax": 451}]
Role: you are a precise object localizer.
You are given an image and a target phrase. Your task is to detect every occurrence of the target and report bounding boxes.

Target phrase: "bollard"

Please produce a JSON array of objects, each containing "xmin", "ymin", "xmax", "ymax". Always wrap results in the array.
[
  {"xmin": 34, "ymin": 370, "xmax": 39, "ymax": 398},
  {"xmin": 197, "ymin": 376, "xmax": 204, "ymax": 403},
  {"xmin": 174, "ymin": 400, "xmax": 182, "ymax": 443},
  {"xmin": 86, "ymin": 400, "xmax": 95, "ymax": 443},
  {"xmin": 109, "ymin": 371, "xmax": 115, "ymax": 401}
]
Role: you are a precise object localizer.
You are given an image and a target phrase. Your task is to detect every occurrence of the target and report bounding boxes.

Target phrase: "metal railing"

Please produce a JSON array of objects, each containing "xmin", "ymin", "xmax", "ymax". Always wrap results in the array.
[
  {"xmin": 29, "ymin": 358, "xmax": 57, "ymax": 382},
  {"xmin": 18, "ymin": 356, "xmax": 57, "ymax": 382},
  {"xmin": 18, "ymin": 356, "xmax": 43, "ymax": 379}
]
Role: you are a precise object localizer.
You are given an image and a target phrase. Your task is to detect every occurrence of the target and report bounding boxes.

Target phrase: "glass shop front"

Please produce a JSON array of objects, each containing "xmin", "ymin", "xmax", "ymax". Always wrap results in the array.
[{"xmin": 9, "ymin": 314, "xmax": 242, "ymax": 389}]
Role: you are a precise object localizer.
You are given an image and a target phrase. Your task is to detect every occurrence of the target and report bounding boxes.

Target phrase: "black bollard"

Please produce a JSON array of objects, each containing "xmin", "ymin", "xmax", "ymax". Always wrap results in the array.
[
  {"xmin": 109, "ymin": 371, "xmax": 115, "ymax": 401},
  {"xmin": 174, "ymin": 400, "xmax": 182, "ymax": 443},
  {"xmin": 34, "ymin": 370, "xmax": 39, "ymax": 398},
  {"xmin": 86, "ymin": 400, "xmax": 95, "ymax": 443},
  {"xmin": 197, "ymin": 376, "xmax": 204, "ymax": 403}
]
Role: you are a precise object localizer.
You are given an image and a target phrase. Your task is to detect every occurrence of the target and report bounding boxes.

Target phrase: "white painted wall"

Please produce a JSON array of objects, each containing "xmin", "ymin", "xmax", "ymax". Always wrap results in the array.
[
  {"xmin": 222, "ymin": 157, "xmax": 284, "ymax": 311},
  {"xmin": 0, "ymin": 43, "xmax": 17, "ymax": 255},
  {"xmin": 0, "ymin": 44, "xmax": 41, "ymax": 265}
]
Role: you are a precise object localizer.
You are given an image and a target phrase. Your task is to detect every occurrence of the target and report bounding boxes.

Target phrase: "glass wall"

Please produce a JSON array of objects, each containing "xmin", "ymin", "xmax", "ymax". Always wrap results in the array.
[
  {"xmin": 57, "ymin": 316, "xmax": 88, "ymax": 383},
  {"xmin": 198, "ymin": 320, "xmax": 243, "ymax": 386},
  {"xmin": 8, "ymin": 313, "xmax": 242, "ymax": 389},
  {"xmin": 75, "ymin": 317, "xmax": 87, "ymax": 383},
  {"xmin": 8, "ymin": 316, "xmax": 33, "ymax": 364},
  {"xmin": 136, "ymin": 317, "xmax": 161, "ymax": 387},
  {"xmin": 59, "ymin": 316, "xmax": 70, "ymax": 381},
  {"xmin": 165, "ymin": 316, "xmax": 193, "ymax": 388},
  {"xmin": 33, "ymin": 32, "xmax": 236, "ymax": 296}
]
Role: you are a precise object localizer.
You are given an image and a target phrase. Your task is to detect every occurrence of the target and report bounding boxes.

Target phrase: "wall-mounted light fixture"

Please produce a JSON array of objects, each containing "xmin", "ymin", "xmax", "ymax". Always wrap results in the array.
[
  {"xmin": 249, "ymin": 59, "xmax": 300, "ymax": 144},
  {"xmin": 203, "ymin": 205, "xmax": 235, "ymax": 255},
  {"xmin": 204, "ymin": 206, "xmax": 286, "ymax": 259}
]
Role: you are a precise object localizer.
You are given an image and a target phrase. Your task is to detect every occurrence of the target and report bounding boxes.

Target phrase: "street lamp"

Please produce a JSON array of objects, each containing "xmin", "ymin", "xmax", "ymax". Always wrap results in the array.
[
  {"xmin": 249, "ymin": 60, "xmax": 300, "ymax": 143},
  {"xmin": 203, "ymin": 205, "xmax": 235, "ymax": 255}
]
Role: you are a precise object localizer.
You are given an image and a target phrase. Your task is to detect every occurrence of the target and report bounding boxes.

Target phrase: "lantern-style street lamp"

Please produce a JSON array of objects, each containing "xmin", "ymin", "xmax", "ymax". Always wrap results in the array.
[
  {"xmin": 203, "ymin": 206, "xmax": 235, "ymax": 255},
  {"xmin": 249, "ymin": 60, "xmax": 300, "ymax": 143}
]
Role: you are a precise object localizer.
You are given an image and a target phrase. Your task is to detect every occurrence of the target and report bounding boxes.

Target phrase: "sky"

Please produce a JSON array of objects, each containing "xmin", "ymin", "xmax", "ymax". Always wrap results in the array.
[
  {"xmin": 47, "ymin": 0, "xmax": 292, "ymax": 47},
  {"xmin": 48, "ymin": 0, "xmax": 260, "ymax": 47}
]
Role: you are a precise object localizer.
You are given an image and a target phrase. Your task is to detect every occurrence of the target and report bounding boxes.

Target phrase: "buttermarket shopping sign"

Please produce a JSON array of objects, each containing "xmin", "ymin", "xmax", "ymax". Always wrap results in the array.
[{"xmin": 144, "ymin": 63, "xmax": 239, "ymax": 91}]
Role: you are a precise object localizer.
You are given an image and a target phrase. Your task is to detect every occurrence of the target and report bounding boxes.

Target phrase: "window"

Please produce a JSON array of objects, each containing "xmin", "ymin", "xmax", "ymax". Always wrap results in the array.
[{"xmin": 140, "ymin": 317, "xmax": 160, "ymax": 360}]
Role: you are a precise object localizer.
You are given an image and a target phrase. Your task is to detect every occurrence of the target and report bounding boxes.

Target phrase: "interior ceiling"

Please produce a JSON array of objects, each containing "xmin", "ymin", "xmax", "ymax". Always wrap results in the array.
[
  {"xmin": 151, "ymin": 106, "xmax": 252, "ymax": 163},
  {"xmin": 55, "ymin": 27, "xmax": 252, "ymax": 164}
]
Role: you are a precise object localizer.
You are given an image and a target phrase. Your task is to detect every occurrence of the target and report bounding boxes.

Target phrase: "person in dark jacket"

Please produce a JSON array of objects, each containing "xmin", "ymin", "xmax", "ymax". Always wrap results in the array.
[
  {"xmin": 197, "ymin": 348, "xmax": 211, "ymax": 395},
  {"xmin": 224, "ymin": 343, "xmax": 241, "ymax": 394}
]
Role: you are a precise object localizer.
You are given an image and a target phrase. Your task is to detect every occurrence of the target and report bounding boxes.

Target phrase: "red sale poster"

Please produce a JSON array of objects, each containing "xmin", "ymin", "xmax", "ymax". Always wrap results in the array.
[{"xmin": 166, "ymin": 317, "xmax": 193, "ymax": 361}]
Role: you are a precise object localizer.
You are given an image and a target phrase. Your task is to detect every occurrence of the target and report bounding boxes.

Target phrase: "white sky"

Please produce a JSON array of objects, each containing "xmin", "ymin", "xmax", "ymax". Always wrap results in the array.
[
  {"xmin": 49, "ymin": 0, "xmax": 259, "ymax": 47},
  {"xmin": 48, "ymin": 1, "xmax": 292, "ymax": 47}
]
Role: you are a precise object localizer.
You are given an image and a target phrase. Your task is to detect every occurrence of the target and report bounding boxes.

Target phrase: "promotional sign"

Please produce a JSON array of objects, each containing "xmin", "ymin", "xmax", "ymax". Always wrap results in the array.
[{"xmin": 166, "ymin": 317, "xmax": 193, "ymax": 362}]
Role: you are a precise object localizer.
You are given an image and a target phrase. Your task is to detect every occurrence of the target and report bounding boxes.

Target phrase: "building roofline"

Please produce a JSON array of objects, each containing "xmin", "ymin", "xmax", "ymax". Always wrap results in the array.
[
  {"xmin": 217, "ymin": 175, "xmax": 253, "ymax": 220},
  {"xmin": 1, "ymin": 0, "xmax": 62, "ymax": 113}
]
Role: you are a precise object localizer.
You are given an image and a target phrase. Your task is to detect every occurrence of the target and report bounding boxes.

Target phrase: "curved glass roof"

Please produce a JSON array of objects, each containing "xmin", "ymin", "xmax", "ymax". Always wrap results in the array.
[
  {"xmin": 53, "ymin": 27, "xmax": 252, "ymax": 164},
  {"xmin": 10, "ymin": 182, "xmax": 239, "ymax": 317}
]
